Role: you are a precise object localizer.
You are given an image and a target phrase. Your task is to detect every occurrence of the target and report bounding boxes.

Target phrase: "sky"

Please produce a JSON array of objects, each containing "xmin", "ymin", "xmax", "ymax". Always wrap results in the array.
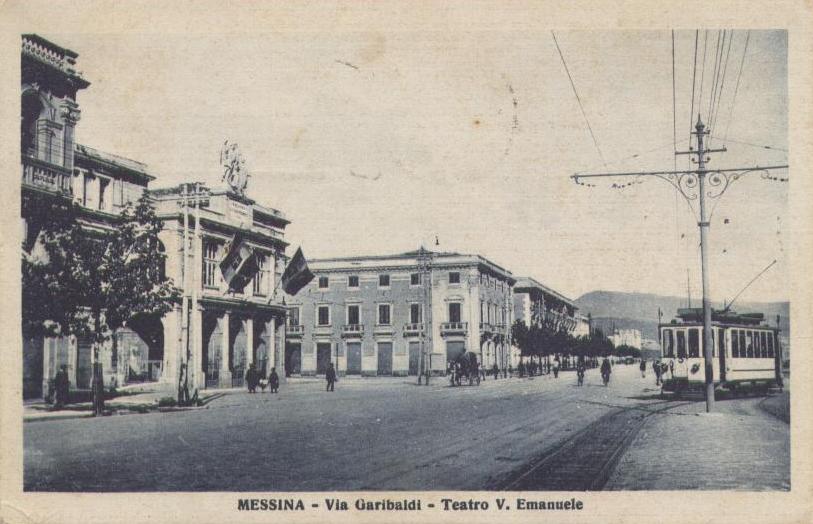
[{"xmin": 45, "ymin": 29, "xmax": 788, "ymax": 303}]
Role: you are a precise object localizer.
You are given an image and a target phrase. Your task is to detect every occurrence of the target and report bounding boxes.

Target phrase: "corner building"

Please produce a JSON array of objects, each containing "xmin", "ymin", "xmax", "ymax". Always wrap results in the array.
[{"xmin": 285, "ymin": 251, "xmax": 515, "ymax": 377}]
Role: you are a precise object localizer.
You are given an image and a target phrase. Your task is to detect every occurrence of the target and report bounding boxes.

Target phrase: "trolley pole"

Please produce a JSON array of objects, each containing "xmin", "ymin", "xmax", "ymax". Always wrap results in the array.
[
  {"xmin": 571, "ymin": 115, "xmax": 788, "ymax": 414},
  {"xmin": 694, "ymin": 119, "xmax": 715, "ymax": 412}
]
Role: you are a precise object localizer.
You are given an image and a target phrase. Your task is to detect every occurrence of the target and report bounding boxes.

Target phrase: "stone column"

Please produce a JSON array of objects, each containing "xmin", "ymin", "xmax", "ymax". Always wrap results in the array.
[
  {"xmin": 192, "ymin": 306, "xmax": 204, "ymax": 390},
  {"xmin": 246, "ymin": 317, "xmax": 254, "ymax": 367},
  {"xmin": 41, "ymin": 337, "xmax": 52, "ymax": 399},
  {"xmin": 68, "ymin": 336, "xmax": 78, "ymax": 386},
  {"xmin": 162, "ymin": 307, "xmax": 181, "ymax": 387},
  {"xmin": 220, "ymin": 310, "xmax": 232, "ymax": 388}
]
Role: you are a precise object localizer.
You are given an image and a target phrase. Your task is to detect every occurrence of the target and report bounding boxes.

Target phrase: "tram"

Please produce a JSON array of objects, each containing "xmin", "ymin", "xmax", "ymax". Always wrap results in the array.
[{"xmin": 659, "ymin": 308, "xmax": 783, "ymax": 395}]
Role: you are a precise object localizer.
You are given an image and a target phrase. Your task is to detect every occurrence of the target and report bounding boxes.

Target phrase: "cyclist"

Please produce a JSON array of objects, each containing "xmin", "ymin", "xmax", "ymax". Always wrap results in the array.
[
  {"xmin": 576, "ymin": 358, "xmax": 586, "ymax": 386},
  {"xmin": 600, "ymin": 357, "xmax": 612, "ymax": 386}
]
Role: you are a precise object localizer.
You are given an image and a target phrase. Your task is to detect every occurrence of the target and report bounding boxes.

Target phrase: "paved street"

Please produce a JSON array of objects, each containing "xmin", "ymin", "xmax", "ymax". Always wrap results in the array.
[{"xmin": 24, "ymin": 365, "xmax": 789, "ymax": 491}]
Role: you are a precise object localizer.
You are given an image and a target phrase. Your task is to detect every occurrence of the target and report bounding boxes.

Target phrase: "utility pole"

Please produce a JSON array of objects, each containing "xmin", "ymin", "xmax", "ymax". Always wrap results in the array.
[
  {"xmin": 418, "ymin": 247, "xmax": 433, "ymax": 385},
  {"xmin": 573, "ymin": 115, "xmax": 787, "ymax": 413}
]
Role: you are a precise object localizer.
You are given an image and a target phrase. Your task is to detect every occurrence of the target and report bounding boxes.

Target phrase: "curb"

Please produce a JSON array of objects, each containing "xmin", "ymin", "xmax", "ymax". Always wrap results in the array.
[{"xmin": 24, "ymin": 411, "xmax": 95, "ymax": 423}]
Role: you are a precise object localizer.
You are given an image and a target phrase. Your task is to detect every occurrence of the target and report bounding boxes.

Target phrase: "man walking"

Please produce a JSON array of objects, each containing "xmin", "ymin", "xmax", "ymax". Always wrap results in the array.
[
  {"xmin": 653, "ymin": 359, "xmax": 662, "ymax": 386},
  {"xmin": 552, "ymin": 356, "xmax": 560, "ymax": 378},
  {"xmin": 639, "ymin": 358, "xmax": 647, "ymax": 379},
  {"xmin": 326, "ymin": 362, "xmax": 337, "ymax": 392}
]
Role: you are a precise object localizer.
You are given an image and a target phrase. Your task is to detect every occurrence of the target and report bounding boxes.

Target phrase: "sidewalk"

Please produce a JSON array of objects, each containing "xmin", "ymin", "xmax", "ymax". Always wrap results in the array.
[{"xmin": 605, "ymin": 394, "xmax": 790, "ymax": 490}]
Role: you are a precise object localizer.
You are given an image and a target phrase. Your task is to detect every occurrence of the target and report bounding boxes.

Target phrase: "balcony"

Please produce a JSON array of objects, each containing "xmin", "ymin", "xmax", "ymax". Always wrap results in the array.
[
  {"xmin": 403, "ymin": 323, "xmax": 424, "ymax": 336},
  {"xmin": 22, "ymin": 156, "xmax": 73, "ymax": 195},
  {"xmin": 341, "ymin": 324, "xmax": 364, "ymax": 337},
  {"xmin": 440, "ymin": 322, "xmax": 468, "ymax": 335},
  {"xmin": 479, "ymin": 322, "xmax": 494, "ymax": 334},
  {"xmin": 373, "ymin": 324, "xmax": 395, "ymax": 335},
  {"xmin": 286, "ymin": 324, "xmax": 304, "ymax": 338}
]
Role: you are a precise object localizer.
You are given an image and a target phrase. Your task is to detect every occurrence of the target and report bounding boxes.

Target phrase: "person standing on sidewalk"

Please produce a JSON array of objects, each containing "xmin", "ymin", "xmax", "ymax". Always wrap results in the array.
[
  {"xmin": 268, "ymin": 367, "xmax": 280, "ymax": 393},
  {"xmin": 491, "ymin": 363, "xmax": 499, "ymax": 380},
  {"xmin": 639, "ymin": 359, "xmax": 647, "ymax": 378},
  {"xmin": 552, "ymin": 356, "xmax": 560, "ymax": 378},
  {"xmin": 326, "ymin": 362, "xmax": 337, "ymax": 392},
  {"xmin": 54, "ymin": 365, "xmax": 70, "ymax": 409}
]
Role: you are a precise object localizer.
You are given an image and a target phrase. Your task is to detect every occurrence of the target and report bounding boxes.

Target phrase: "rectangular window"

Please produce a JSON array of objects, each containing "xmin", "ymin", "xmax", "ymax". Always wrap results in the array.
[
  {"xmin": 317, "ymin": 305, "xmax": 330, "ymax": 326},
  {"xmin": 448, "ymin": 303, "xmax": 461, "ymax": 323},
  {"xmin": 379, "ymin": 274, "xmax": 390, "ymax": 287},
  {"xmin": 662, "ymin": 329, "xmax": 674, "ymax": 358},
  {"xmin": 410, "ymin": 303, "xmax": 422, "ymax": 324},
  {"xmin": 731, "ymin": 329, "xmax": 739, "ymax": 358},
  {"xmin": 318, "ymin": 276, "xmax": 329, "ymax": 289},
  {"xmin": 746, "ymin": 331, "xmax": 754, "ymax": 358},
  {"xmin": 688, "ymin": 328, "xmax": 700, "ymax": 358},
  {"xmin": 739, "ymin": 331, "xmax": 746, "ymax": 358},
  {"xmin": 718, "ymin": 328, "xmax": 726, "ymax": 358},
  {"xmin": 754, "ymin": 330, "xmax": 762, "ymax": 357},
  {"xmin": 759, "ymin": 332, "xmax": 767, "ymax": 358},
  {"xmin": 449, "ymin": 272, "xmax": 460, "ymax": 284},
  {"xmin": 410, "ymin": 273, "xmax": 421, "ymax": 286},
  {"xmin": 288, "ymin": 307, "xmax": 300, "ymax": 326},
  {"xmin": 480, "ymin": 300, "xmax": 485, "ymax": 323},
  {"xmin": 252, "ymin": 253, "xmax": 268, "ymax": 296},
  {"xmin": 203, "ymin": 241, "xmax": 220, "ymax": 288},
  {"xmin": 378, "ymin": 304, "xmax": 391, "ymax": 325},
  {"xmin": 348, "ymin": 275, "xmax": 359, "ymax": 288},
  {"xmin": 347, "ymin": 305, "xmax": 360, "ymax": 325},
  {"xmin": 676, "ymin": 330, "xmax": 686, "ymax": 359},
  {"xmin": 99, "ymin": 177, "xmax": 110, "ymax": 211},
  {"xmin": 767, "ymin": 332, "xmax": 774, "ymax": 358}
]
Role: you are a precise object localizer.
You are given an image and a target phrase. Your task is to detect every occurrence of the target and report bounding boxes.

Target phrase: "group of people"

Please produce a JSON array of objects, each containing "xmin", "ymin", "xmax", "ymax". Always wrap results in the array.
[
  {"xmin": 639, "ymin": 358, "xmax": 668, "ymax": 386},
  {"xmin": 244, "ymin": 364, "xmax": 280, "ymax": 394}
]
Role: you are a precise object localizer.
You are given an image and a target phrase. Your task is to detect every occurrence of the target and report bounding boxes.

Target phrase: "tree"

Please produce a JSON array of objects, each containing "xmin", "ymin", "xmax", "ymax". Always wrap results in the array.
[{"xmin": 22, "ymin": 194, "xmax": 179, "ymax": 413}]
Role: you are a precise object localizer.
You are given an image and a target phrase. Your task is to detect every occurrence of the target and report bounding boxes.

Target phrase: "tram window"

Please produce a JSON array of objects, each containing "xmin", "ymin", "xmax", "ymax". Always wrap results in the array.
[
  {"xmin": 731, "ymin": 329, "xmax": 739, "ymax": 358},
  {"xmin": 754, "ymin": 331, "xmax": 761, "ymax": 357},
  {"xmin": 717, "ymin": 328, "xmax": 725, "ymax": 358},
  {"xmin": 746, "ymin": 331, "xmax": 754, "ymax": 358},
  {"xmin": 676, "ymin": 331, "xmax": 686, "ymax": 358},
  {"xmin": 662, "ymin": 329, "xmax": 674, "ymax": 357},
  {"xmin": 760, "ymin": 332, "xmax": 768, "ymax": 358},
  {"xmin": 739, "ymin": 331, "xmax": 746, "ymax": 358},
  {"xmin": 767, "ymin": 333, "xmax": 774, "ymax": 358},
  {"xmin": 688, "ymin": 329, "xmax": 700, "ymax": 358}
]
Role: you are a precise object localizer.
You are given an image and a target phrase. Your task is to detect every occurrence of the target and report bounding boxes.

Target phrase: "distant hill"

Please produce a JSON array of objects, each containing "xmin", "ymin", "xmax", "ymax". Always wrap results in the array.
[{"xmin": 575, "ymin": 290, "xmax": 790, "ymax": 340}]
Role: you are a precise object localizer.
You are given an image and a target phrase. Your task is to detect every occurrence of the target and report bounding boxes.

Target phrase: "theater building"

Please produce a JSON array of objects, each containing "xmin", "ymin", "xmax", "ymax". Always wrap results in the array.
[
  {"xmin": 284, "ymin": 250, "xmax": 515, "ymax": 377},
  {"xmin": 21, "ymin": 34, "xmax": 291, "ymax": 398},
  {"xmin": 150, "ymin": 183, "xmax": 290, "ymax": 390}
]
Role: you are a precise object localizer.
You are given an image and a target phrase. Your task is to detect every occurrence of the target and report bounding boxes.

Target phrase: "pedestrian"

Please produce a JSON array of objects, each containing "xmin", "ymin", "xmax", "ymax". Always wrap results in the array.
[
  {"xmin": 601, "ymin": 357, "xmax": 612, "ymax": 386},
  {"xmin": 245, "ymin": 363, "xmax": 258, "ymax": 393},
  {"xmin": 639, "ymin": 358, "xmax": 647, "ymax": 378},
  {"xmin": 268, "ymin": 367, "xmax": 280, "ymax": 393},
  {"xmin": 552, "ymin": 356, "xmax": 560, "ymax": 378},
  {"xmin": 576, "ymin": 358, "xmax": 586, "ymax": 386},
  {"xmin": 54, "ymin": 365, "xmax": 69, "ymax": 409},
  {"xmin": 508, "ymin": 363, "xmax": 513, "ymax": 378},
  {"xmin": 326, "ymin": 362, "xmax": 336, "ymax": 392},
  {"xmin": 652, "ymin": 359, "xmax": 662, "ymax": 386},
  {"xmin": 492, "ymin": 363, "xmax": 499, "ymax": 380}
]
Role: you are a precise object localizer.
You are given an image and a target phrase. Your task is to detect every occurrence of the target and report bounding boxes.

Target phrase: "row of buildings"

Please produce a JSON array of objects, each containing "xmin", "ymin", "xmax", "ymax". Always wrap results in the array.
[{"xmin": 20, "ymin": 34, "xmax": 588, "ymax": 398}]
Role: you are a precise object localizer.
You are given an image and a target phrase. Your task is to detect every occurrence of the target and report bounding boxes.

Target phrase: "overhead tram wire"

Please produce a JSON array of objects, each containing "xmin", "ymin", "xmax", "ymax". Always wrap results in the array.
[
  {"xmin": 709, "ymin": 31, "xmax": 734, "ymax": 148},
  {"xmin": 551, "ymin": 31, "xmax": 607, "ymax": 167},
  {"xmin": 696, "ymin": 30, "xmax": 709, "ymax": 143},
  {"xmin": 689, "ymin": 30, "xmax": 699, "ymax": 139},
  {"xmin": 722, "ymin": 31, "xmax": 751, "ymax": 145},
  {"xmin": 709, "ymin": 135, "xmax": 787, "ymax": 153},
  {"xmin": 706, "ymin": 30, "xmax": 724, "ymax": 130},
  {"xmin": 673, "ymin": 30, "xmax": 682, "ymax": 279}
]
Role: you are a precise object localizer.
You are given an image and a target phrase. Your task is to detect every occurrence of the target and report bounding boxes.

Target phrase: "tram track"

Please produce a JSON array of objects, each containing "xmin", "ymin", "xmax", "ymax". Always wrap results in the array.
[{"xmin": 491, "ymin": 399, "xmax": 694, "ymax": 491}]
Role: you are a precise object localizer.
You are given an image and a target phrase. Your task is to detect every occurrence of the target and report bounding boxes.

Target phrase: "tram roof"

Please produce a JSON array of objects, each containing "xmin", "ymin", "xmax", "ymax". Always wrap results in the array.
[{"xmin": 661, "ymin": 307, "xmax": 775, "ymax": 328}]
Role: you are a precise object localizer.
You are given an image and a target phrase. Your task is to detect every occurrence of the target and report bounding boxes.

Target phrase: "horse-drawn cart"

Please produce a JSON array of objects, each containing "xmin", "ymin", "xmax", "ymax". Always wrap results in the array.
[{"xmin": 449, "ymin": 351, "xmax": 481, "ymax": 386}]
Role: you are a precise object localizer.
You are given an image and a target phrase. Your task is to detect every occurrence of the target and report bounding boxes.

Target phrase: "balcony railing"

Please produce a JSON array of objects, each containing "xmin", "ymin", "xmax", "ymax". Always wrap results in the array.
[
  {"xmin": 479, "ymin": 322, "xmax": 494, "ymax": 333},
  {"xmin": 22, "ymin": 156, "xmax": 73, "ymax": 195},
  {"xmin": 342, "ymin": 324, "xmax": 364, "ymax": 337},
  {"xmin": 403, "ymin": 323, "xmax": 424, "ymax": 335},
  {"xmin": 440, "ymin": 322, "xmax": 468, "ymax": 334},
  {"xmin": 286, "ymin": 324, "xmax": 304, "ymax": 337}
]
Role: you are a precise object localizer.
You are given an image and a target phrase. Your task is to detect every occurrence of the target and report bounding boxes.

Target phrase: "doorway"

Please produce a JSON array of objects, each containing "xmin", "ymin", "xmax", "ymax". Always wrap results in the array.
[
  {"xmin": 316, "ymin": 343, "xmax": 332, "ymax": 375},
  {"xmin": 347, "ymin": 342, "xmax": 362, "ymax": 375},
  {"xmin": 377, "ymin": 342, "xmax": 393, "ymax": 375}
]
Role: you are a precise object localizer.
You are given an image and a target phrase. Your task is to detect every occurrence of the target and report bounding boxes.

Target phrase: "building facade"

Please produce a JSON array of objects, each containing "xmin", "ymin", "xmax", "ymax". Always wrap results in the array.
[
  {"xmin": 609, "ymin": 328, "xmax": 642, "ymax": 349},
  {"xmin": 150, "ymin": 184, "xmax": 290, "ymax": 390},
  {"xmin": 22, "ymin": 34, "xmax": 291, "ymax": 398},
  {"xmin": 511, "ymin": 276, "xmax": 581, "ymax": 365},
  {"xmin": 285, "ymin": 251, "xmax": 515, "ymax": 377}
]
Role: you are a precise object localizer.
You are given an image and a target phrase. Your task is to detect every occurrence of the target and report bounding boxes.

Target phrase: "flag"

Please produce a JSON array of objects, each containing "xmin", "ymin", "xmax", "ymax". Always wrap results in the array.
[
  {"xmin": 219, "ymin": 233, "xmax": 259, "ymax": 290},
  {"xmin": 281, "ymin": 247, "xmax": 314, "ymax": 296}
]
